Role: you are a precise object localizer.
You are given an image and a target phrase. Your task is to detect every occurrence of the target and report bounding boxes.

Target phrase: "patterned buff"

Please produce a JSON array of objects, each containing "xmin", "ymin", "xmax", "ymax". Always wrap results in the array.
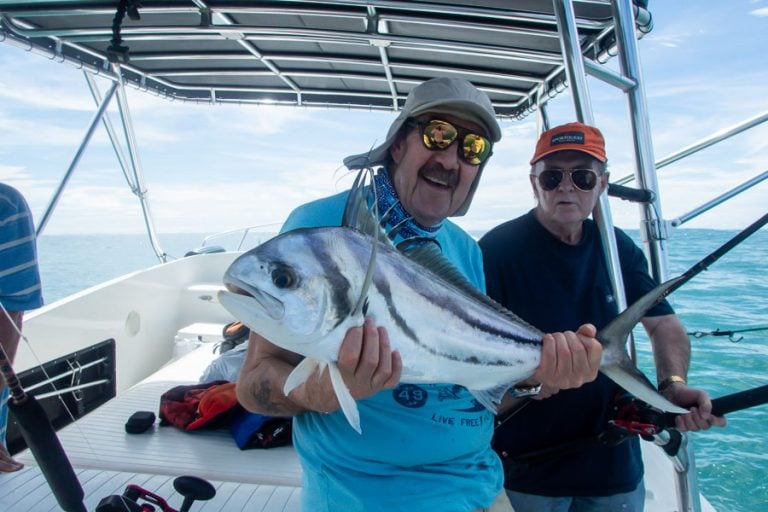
[{"xmin": 372, "ymin": 168, "xmax": 443, "ymax": 247}]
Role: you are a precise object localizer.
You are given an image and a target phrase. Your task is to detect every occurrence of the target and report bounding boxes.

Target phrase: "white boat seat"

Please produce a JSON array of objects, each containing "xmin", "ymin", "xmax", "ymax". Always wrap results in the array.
[{"xmin": 7, "ymin": 346, "xmax": 302, "ymax": 511}]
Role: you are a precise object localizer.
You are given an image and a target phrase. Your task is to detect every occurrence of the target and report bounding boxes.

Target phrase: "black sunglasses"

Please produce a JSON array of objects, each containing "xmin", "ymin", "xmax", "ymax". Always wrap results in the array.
[
  {"xmin": 407, "ymin": 118, "xmax": 493, "ymax": 165},
  {"xmin": 534, "ymin": 168, "xmax": 600, "ymax": 192}
]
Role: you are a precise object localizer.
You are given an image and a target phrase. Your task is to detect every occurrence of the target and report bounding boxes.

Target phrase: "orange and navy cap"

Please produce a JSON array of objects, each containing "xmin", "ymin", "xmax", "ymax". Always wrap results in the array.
[{"xmin": 530, "ymin": 122, "xmax": 606, "ymax": 164}]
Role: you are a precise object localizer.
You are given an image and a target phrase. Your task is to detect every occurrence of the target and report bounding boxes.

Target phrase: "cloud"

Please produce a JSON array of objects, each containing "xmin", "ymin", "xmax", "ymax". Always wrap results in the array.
[
  {"xmin": 0, "ymin": 164, "xmax": 29, "ymax": 180},
  {"xmin": 0, "ymin": 75, "xmax": 94, "ymax": 111},
  {"xmin": 0, "ymin": 111, "xmax": 104, "ymax": 148}
]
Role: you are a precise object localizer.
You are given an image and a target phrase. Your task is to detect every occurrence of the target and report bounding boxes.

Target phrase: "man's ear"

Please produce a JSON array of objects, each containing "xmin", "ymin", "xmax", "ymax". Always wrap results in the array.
[
  {"xmin": 389, "ymin": 133, "xmax": 407, "ymax": 164},
  {"xmin": 599, "ymin": 171, "xmax": 610, "ymax": 193},
  {"xmin": 389, "ymin": 129, "xmax": 408, "ymax": 164},
  {"xmin": 529, "ymin": 173, "xmax": 539, "ymax": 199}
]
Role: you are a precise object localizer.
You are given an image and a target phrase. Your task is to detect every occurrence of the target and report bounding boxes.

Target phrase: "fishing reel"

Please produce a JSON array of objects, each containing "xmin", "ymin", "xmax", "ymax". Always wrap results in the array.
[
  {"xmin": 95, "ymin": 475, "xmax": 215, "ymax": 512},
  {"xmin": 608, "ymin": 392, "xmax": 666, "ymax": 438},
  {"xmin": 606, "ymin": 392, "xmax": 683, "ymax": 457}
]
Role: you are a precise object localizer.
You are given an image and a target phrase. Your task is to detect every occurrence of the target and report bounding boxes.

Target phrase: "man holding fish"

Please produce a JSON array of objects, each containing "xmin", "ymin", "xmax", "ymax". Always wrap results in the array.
[
  {"xmin": 481, "ymin": 122, "xmax": 727, "ymax": 511},
  {"xmin": 230, "ymin": 78, "xmax": 603, "ymax": 512}
]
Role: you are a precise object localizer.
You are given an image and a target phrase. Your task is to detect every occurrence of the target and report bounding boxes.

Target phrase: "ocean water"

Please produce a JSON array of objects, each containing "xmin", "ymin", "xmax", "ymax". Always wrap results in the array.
[{"xmin": 34, "ymin": 229, "xmax": 768, "ymax": 512}]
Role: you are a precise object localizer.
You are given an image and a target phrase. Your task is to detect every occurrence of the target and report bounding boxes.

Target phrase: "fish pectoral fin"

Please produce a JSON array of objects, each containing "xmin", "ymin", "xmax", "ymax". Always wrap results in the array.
[
  {"xmin": 600, "ymin": 363, "xmax": 687, "ymax": 414},
  {"xmin": 469, "ymin": 385, "xmax": 507, "ymax": 414},
  {"xmin": 327, "ymin": 363, "xmax": 362, "ymax": 434},
  {"xmin": 284, "ymin": 358, "xmax": 326, "ymax": 396},
  {"xmin": 283, "ymin": 360, "xmax": 362, "ymax": 433}
]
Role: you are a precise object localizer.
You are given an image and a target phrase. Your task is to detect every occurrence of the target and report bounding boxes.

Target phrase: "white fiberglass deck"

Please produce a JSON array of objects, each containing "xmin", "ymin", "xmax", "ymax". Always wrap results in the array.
[
  {"xmin": 1, "ymin": 343, "xmax": 302, "ymax": 511},
  {"xmin": 0, "ymin": 468, "xmax": 301, "ymax": 512}
]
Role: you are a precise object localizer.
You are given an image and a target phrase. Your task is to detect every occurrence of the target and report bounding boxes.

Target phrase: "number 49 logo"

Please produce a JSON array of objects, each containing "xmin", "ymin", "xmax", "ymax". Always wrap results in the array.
[{"xmin": 393, "ymin": 384, "xmax": 428, "ymax": 408}]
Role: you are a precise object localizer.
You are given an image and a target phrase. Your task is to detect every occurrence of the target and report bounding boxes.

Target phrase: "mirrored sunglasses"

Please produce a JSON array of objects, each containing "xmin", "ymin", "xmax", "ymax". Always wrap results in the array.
[
  {"xmin": 535, "ymin": 168, "xmax": 599, "ymax": 192},
  {"xmin": 408, "ymin": 118, "xmax": 493, "ymax": 165}
]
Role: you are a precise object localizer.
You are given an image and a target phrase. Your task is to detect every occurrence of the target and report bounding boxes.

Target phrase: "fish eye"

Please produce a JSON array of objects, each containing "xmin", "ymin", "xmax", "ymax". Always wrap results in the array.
[{"xmin": 271, "ymin": 267, "xmax": 296, "ymax": 289}]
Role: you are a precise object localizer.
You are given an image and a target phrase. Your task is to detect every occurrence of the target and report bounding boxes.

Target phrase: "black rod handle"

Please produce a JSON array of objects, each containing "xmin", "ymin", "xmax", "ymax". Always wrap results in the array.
[
  {"xmin": 710, "ymin": 383, "xmax": 768, "ymax": 416},
  {"xmin": 607, "ymin": 183, "xmax": 655, "ymax": 203},
  {"xmin": 661, "ymin": 383, "xmax": 768, "ymax": 428}
]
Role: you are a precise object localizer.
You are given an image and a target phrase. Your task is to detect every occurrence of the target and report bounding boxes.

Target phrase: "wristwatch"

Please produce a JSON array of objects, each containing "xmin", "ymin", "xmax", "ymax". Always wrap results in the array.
[
  {"xmin": 658, "ymin": 375, "xmax": 686, "ymax": 392},
  {"xmin": 508, "ymin": 382, "xmax": 542, "ymax": 398}
]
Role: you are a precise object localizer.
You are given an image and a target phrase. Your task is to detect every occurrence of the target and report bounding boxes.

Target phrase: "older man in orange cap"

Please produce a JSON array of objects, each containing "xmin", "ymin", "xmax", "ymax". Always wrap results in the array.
[{"xmin": 480, "ymin": 122, "xmax": 726, "ymax": 512}]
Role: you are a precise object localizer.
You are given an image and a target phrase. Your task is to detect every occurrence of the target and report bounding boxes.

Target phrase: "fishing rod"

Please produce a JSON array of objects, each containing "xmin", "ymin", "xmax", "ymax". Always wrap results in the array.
[
  {"xmin": 0, "ymin": 342, "xmax": 87, "ymax": 512},
  {"xmin": 607, "ymin": 211, "xmax": 768, "ymax": 437},
  {"xmin": 674, "ymin": 383, "xmax": 768, "ymax": 424},
  {"xmin": 658, "ymin": 211, "xmax": 768, "ymax": 300},
  {"xmin": 687, "ymin": 326, "xmax": 768, "ymax": 343},
  {"xmin": 608, "ymin": 382, "xmax": 768, "ymax": 442},
  {"xmin": 498, "ymin": 382, "xmax": 768, "ymax": 470},
  {"xmin": 2, "ymin": 340, "xmax": 217, "ymax": 512}
]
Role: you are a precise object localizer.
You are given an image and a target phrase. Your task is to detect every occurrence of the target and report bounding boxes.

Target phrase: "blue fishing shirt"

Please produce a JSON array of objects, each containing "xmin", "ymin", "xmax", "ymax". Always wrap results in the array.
[
  {"xmin": 1, "ymin": 183, "xmax": 44, "ymax": 444},
  {"xmin": 279, "ymin": 190, "xmax": 502, "ymax": 512}
]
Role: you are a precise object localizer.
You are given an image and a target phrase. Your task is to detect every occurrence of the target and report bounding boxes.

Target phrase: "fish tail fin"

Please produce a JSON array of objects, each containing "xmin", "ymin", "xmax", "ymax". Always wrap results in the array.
[
  {"xmin": 597, "ymin": 212, "xmax": 768, "ymax": 412},
  {"xmin": 600, "ymin": 361, "xmax": 685, "ymax": 413},
  {"xmin": 597, "ymin": 275, "xmax": 688, "ymax": 413}
]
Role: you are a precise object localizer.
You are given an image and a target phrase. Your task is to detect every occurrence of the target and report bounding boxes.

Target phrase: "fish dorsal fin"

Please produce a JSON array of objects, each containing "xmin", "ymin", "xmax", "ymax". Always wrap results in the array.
[
  {"xmin": 400, "ymin": 242, "xmax": 541, "ymax": 332},
  {"xmin": 341, "ymin": 168, "xmax": 389, "ymax": 317},
  {"xmin": 341, "ymin": 168, "xmax": 390, "ymax": 243}
]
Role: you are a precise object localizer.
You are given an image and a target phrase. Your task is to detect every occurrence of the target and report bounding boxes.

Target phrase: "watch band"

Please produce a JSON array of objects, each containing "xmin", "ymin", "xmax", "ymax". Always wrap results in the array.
[
  {"xmin": 508, "ymin": 382, "xmax": 542, "ymax": 398},
  {"xmin": 658, "ymin": 375, "xmax": 686, "ymax": 391}
]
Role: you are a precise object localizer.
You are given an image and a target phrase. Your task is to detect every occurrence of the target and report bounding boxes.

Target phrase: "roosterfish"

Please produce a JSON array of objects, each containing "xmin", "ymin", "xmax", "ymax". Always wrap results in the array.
[{"xmin": 218, "ymin": 170, "xmax": 690, "ymax": 433}]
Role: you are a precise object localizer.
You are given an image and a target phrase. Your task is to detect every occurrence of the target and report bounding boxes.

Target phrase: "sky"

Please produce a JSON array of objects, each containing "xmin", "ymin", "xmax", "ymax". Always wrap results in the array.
[{"xmin": 1, "ymin": 1, "xmax": 767, "ymax": 240}]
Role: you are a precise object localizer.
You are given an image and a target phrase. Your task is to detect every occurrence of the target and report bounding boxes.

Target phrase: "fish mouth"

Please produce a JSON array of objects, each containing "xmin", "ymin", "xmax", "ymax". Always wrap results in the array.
[{"xmin": 221, "ymin": 276, "xmax": 285, "ymax": 321}]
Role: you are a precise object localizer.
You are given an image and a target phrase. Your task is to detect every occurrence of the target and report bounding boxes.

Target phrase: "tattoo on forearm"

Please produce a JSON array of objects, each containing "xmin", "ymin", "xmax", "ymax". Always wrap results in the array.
[{"xmin": 254, "ymin": 378, "xmax": 285, "ymax": 415}]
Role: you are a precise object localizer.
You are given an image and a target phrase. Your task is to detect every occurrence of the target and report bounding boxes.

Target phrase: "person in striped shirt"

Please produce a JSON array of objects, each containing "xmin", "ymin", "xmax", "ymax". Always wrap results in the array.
[{"xmin": 0, "ymin": 183, "xmax": 44, "ymax": 472}]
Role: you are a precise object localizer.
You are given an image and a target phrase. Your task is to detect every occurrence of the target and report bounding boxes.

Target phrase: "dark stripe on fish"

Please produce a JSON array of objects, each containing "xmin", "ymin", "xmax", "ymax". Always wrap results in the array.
[
  {"xmin": 308, "ymin": 236, "xmax": 353, "ymax": 325},
  {"xmin": 418, "ymin": 285, "xmax": 540, "ymax": 353},
  {"xmin": 373, "ymin": 273, "xmax": 421, "ymax": 344},
  {"xmin": 351, "ymin": 229, "xmax": 539, "ymax": 366},
  {"xmin": 375, "ymin": 273, "xmax": 536, "ymax": 367}
]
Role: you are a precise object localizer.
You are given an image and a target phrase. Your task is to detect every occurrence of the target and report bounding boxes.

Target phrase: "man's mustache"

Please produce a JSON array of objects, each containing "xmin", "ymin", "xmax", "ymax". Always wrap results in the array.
[{"xmin": 419, "ymin": 162, "xmax": 459, "ymax": 188}]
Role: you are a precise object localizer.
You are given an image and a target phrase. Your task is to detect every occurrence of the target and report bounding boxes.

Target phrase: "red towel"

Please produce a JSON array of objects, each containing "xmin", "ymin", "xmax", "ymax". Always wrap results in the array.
[{"xmin": 159, "ymin": 380, "xmax": 242, "ymax": 431}]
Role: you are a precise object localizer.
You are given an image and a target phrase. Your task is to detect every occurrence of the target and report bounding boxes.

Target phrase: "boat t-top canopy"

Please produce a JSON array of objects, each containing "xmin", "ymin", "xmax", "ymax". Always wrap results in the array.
[{"xmin": 0, "ymin": 0, "xmax": 650, "ymax": 118}]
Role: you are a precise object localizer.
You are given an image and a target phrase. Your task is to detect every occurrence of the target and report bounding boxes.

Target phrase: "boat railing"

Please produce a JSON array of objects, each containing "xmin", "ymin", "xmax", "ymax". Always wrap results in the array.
[
  {"xmin": 199, "ymin": 225, "xmax": 282, "ymax": 252},
  {"xmin": 612, "ymin": 109, "xmax": 768, "ymax": 228},
  {"xmin": 670, "ymin": 170, "xmax": 768, "ymax": 228}
]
